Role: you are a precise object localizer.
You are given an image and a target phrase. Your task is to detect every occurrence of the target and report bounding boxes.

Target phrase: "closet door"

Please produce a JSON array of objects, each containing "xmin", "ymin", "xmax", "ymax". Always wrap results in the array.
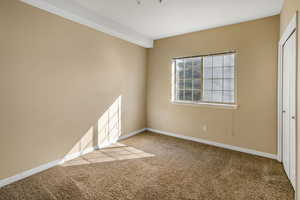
[{"xmin": 282, "ymin": 31, "xmax": 296, "ymax": 189}]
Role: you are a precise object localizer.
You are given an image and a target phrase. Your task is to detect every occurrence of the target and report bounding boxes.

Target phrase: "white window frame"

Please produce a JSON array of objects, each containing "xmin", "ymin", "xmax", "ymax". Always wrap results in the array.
[{"xmin": 171, "ymin": 51, "xmax": 238, "ymax": 109}]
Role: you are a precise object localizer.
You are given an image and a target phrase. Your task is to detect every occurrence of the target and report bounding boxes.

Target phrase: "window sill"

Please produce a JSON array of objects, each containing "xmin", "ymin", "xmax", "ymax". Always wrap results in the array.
[{"xmin": 171, "ymin": 101, "xmax": 238, "ymax": 109}]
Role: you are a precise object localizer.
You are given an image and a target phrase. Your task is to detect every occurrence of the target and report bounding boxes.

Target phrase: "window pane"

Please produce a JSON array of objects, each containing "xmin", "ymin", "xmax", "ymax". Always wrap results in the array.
[
  {"xmin": 223, "ymin": 78, "xmax": 234, "ymax": 90},
  {"xmin": 185, "ymin": 64, "xmax": 193, "ymax": 79},
  {"xmin": 193, "ymin": 79, "xmax": 201, "ymax": 89},
  {"xmin": 224, "ymin": 91, "xmax": 234, "ymax": 103},
  {"xmin": 173, "ymin": 52, "xmax": 236, "ymax": 105},
  {"xmin": 178, "ymin": 70, "xmax": 184, "ymax": 79},
  {"xmin": 193, "ymin": 59, "xmax": 201, "ymax": 79},
  {"xmin": 213, "ymin": 67, "xmax": 223, "ymax": 79},
  {"xmin": 176, "ymin": 60, "xmax": 184, "ymax": 69},
  {"xmin": 224, "ymin": 54, "xmax": 235, "ymax": 66},
  {"xmin": 177, "ymin": 79, "xmax": 184, "ymax": 90},
  {"xmin": 176, "ymin": 60, "xmax": 184, "ymax": 79},
  {"xmin": 185, "ymin": 80, "xmax": 193, "ymax": 89},
  {"xmin": 212, "ymin": 91, "xmax": 223, "ymax": 102},
  {"xmin": 184, "ymin": 90, "xmax": 193, "ymax": 101},
  {"xmin": 203, "ymin": 90, "xmax": 212, "ymax": 101},
  {"xmin": 177, "ymin": 90, "xmax": 184, "ymax": 100},
  {"xmin": 224, "ymin": 67, "xmax": 234, "ymax": 78},
  {"xmin": 203, "ymin": 67, "xmax": 213, "ymax": 79},
  {"xmin": 193, "ymin": 57, "xmax": 201, "ymax": 67},
  {"xmin": 203, "ymin": 56, "xmax": 212, "ymax": 67},
  {"xmin": 213, "ymin": 55, "xmax": 223, "ymax": 67},
  {"xmin": 193, "ymin": 90, "xmax": 201, "ymax": 101},
  {"xmin": 212, "ymin": 79, "xmax": 223, "ymax": 90},
  {"xmin": 203, "ymin": 79, "xmax": 212, "ymax": 90},
  {"xmin": 193, "ymin": 67, "xmax": 201, "ymax": 79},
  {"xmin": 185, "ymin": 58, "xmax": 193, "ymax": 68}
]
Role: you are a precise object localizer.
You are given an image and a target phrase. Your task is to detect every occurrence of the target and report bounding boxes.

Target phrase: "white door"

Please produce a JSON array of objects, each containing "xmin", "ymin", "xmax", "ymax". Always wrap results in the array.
[{"xmin": 282, "ymin": 31, "xmax": 296, "ymax": 189}]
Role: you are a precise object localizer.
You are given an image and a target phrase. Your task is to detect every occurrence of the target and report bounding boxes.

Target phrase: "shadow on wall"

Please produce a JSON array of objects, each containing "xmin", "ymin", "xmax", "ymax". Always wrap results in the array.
[{"xmin": 63, "ymin": 96, "xmax": 122, "ymax": 162}]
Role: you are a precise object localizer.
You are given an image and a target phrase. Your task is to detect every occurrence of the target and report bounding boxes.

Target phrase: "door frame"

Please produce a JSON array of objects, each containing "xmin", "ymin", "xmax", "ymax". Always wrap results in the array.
[{"xmin": 277, "ymin": 12, "xmax": 298, "ymax": 198}]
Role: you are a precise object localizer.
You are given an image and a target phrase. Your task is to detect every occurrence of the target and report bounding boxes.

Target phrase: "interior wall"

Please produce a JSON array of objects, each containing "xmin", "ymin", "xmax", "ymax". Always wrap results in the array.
[
  {"xmin": 0, "ymin": 0, "xmax": 147, "ymax": 179},
  {"xmin": 280, "ymin": 0, "xmax": 300, "ymax": 199},
  {"xmin": 147, "ymin": 16, "xmax": 279, "ymax": 155}
]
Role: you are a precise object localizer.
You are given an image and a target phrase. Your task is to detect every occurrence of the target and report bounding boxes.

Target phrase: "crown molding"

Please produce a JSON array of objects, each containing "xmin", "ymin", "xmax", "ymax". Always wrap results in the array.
[
  {"xmin": 20, "ymin": 0, "xmax": 153, "ymax": 48},
  {"xmin": 154, "ymin": 12, "xmax": 281, "ymax": 40}
]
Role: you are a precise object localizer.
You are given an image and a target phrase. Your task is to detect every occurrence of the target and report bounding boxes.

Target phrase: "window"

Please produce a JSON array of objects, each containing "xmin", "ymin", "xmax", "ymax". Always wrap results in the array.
[{"xmin": 172, "ymin": 52, "xmax": 236, "ymax": 106}]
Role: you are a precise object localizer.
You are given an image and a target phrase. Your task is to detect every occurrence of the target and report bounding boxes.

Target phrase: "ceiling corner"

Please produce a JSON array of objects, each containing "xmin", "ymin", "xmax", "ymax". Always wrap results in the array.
[{"xmin": 20, "ymin": 0, "xmax": 153, "ymax": 48}]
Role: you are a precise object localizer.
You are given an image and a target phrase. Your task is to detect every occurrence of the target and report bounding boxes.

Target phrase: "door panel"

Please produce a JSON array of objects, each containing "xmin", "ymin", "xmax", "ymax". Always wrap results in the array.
[
  {"xmin": 282, "ymin": 31, "xmax": 296, "ymax": 189},
  {"xmin": 282, "ymin": 36, "xmax": 290, "ymax": 178},
  {"xmin": 288, "ymin": 32, "xmax": 296, "ymax": 189}
]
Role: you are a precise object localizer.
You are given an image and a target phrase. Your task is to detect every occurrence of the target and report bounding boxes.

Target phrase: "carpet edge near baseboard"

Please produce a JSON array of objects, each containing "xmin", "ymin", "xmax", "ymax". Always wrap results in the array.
[
  {"xmin": 0, "ymin": 128, "xmax": 147, "ymax": 188},
  {"xmin": 147, "ymin": 128, "xmax": 278, "ymax": 160}
]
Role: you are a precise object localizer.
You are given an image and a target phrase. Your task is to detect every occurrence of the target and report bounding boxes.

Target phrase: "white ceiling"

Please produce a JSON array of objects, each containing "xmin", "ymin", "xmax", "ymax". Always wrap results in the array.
[{"xmin": 22, "ymin": 0, "xmax": 283, "ymax": 48}]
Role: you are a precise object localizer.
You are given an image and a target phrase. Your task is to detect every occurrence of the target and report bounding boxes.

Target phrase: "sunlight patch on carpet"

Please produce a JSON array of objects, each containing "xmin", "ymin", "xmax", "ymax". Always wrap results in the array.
[{"xmin": 62, "ymin": 143, "xmax": 154, "ymax": 167}]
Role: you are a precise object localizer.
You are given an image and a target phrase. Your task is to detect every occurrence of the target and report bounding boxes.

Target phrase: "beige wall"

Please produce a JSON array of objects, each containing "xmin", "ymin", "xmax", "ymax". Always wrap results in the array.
[
  {"xmin": 147, "ymin": 16, "xmax": 279, "ymax": 155},
  {"xmin": 0, "ymin": 0, "xmax": 288, "ymax": 186},
  {"xmin": 0, "ymin": 0, "xmax": 147, "ymax": 179},
  {"xmin": 280, "ymin": 0, "xmax": 300, "ymax": 199}
]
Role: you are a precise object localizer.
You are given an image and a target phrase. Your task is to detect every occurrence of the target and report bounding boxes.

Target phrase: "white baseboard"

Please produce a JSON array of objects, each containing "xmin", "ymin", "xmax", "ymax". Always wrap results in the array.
[
  {"xmin": 0, "ymin": 127, "xmax": 277, "ymax": 188},
  {"xmin": 0, "ymin": 128, "xmax": 147, "ymax": 188},
  {"xmin": 0, "ymin": 159, "xmax": 61, "ymax": 188},
  {"xmin": 147, "ymin": 128, "xmax": 277, "ymax": 160},
  {"xmin": 118, "ymin": 128, "xmax": 147, "ymax": 141}
]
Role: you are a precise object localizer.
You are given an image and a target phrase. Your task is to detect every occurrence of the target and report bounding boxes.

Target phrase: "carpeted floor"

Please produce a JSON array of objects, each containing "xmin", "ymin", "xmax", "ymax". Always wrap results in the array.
[{"xmin": 0, "ymin": 132, "xmax": 294, "ymax": 200}]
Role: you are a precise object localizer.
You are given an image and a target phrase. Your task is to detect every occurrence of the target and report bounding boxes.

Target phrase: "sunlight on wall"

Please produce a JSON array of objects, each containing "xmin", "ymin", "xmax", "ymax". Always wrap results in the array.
[
  {"xmin": 66, "ymin": 126, "xmax": 94, "ymax": 156},
  {"xmin": 61, "ymin": 96, "xmax": 154, "ymax": 166},
  {"xmin": 64, "ymin": 96, "xmax": 122, "ymax": 161},
  {"xmin": 98, "ymin": 96, "xmax": 122, "ymax": 147}
]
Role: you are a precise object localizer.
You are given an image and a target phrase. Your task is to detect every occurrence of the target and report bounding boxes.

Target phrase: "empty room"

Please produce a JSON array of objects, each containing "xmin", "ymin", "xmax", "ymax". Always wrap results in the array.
[{"xmin": 0, "ymin": 0, "xmax": 299, "ymax": 199}]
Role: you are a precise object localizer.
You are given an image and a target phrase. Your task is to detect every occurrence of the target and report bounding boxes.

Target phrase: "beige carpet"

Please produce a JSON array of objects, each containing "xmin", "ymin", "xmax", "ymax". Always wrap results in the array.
[{"xmin": 0, "ymin": 132, "xmax": 294, "ymax": 200}]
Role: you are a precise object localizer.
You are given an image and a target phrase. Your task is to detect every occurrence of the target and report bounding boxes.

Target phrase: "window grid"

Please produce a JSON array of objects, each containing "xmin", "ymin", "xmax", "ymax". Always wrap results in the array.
[
  {"xmin": 192, "ymin": 59, "xmax": 194, "ymax": 101},
  {"xmin": 222, "ymin": 56, "xmax": 224, "ymax": 102},
  {"xmin": 173, "ymin": 52, "xmax": 235, "ymax": 104},
  {"xmin": 175, "ymin": 59, "xmax": 202, "ymax": 101}
]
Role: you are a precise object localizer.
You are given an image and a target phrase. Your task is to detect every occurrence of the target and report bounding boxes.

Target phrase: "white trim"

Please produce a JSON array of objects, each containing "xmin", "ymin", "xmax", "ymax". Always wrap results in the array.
[
  {"xmin": 0, "ymin": 127, "xmax": 280, "ymax": 189},
  {"xmin": 20, "ymin": 0, "xmax": 153, "ymax": 48},
  {"xmin": 171, "ymin": 60, "xmax": 176, "ymax": 102},
  {"xmin": 0, "ymin": 159, "xmax": 61, "ymax": 188},
  {"xmin": 277, "ymin": 12, "xmax": 299, "ymax": 200},
  {"xmin": 277, "ymin": 41, "xmax": 283, "ymax": 162},
  {"xmin": 147, "ymin": 128, "xmax": 277, "ymax": 160},
  {"xmin": 118, "ymin": 128, "xmax": 147, "ymax": 141},
  {"xmin": 277, "ymin": 13, "xmax": 298, "ymax": 164},
  {"xmin": 0, "ymin": 128, "xmax": 147, "ymax": 188},
  {"xmin": 279, "ymin": 15, "xmax": 297, "ymax": 45},
  {"xmin": 154, "ymin": 13, "xmax": 281, "ymax": 40},
  {"xmin": 171, "ymin": 101, "xmax": 238, "ymax": 109},
  {"xmin": 171, "ymin": 52, "xmax": 238, "ymax": 108},
  {"xmin": 296, "ymin": 12, "xmax": 299, "ymax": 200}
]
